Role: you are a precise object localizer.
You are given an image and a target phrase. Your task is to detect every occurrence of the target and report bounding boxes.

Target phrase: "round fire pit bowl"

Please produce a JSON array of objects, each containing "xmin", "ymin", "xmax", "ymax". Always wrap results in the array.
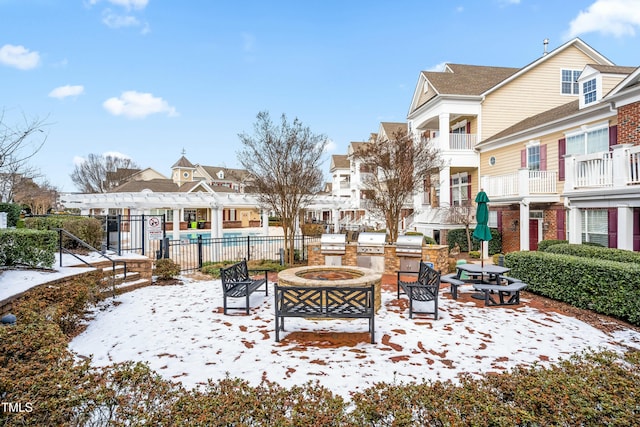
[{"xmin": 277, "ymin": 265, "xmax": 382, "ymax": 312}]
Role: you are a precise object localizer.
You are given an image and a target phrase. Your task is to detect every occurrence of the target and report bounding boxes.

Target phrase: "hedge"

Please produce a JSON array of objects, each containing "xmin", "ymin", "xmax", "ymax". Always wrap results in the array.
[
  {"xmin": 0, "ymin": 203, "xmax": 22, "ymax": 227},
  {"xmin": 24, "ymin": 215, "xmax": 103, "ymax": 250},
  {"xmin": 1, "ymin": 270, "xmax": 640, "ymax": 424},
  {"xmin": 505, "ymin": 251, "xmax": 640, "ymax": 325},
  {"xmin": 544, "ymin": 243, "xmax": 640, "ymax": 264},
  {"xmin": 537, "ymin": 239, "xmax": 568, "ymax": 252},
  {"xmin": 0, "ymin": 229, "xmax": 56, "ymax": 268},
  {"xmin": 448, "ymin": 228, "xmax": 502, "ymax": 255}
]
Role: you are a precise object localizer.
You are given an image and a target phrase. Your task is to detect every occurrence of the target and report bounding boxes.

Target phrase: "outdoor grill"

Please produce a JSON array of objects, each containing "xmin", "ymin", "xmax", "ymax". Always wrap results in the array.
[
  {"xmin": 356, "ymin": 232, "xmax": 387, "ymax": 272},
  {"xmin": 320, "ymin": 233, "xmax": 347, "ymax": 255},
  {"xmin": 395, "ymin": 235, "xmax": 424, "ymax": 257},
  {"xmin": 356, "ymin": 232, "xmax": 387, "ymax": 254}
]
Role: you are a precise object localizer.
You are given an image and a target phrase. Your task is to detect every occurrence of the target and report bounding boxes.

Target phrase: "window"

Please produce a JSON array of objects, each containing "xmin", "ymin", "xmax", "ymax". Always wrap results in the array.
[
  {"xmin": 561, "ymin": 69, "xmax": 581, "ymax": 94},
  {"xmin": 451, "ymin": 172, "xmax": 470, "ymax": 206},
  {"xmin": 489, "ymin": 156, "xmax": 496, "ymax": 166},
  {"xmin": 583, "ymin": 78, "xmax": 597, "ymax": 104},
  {"xmin": 527, "ymin": 144, "xmax": 540, "ymax": 171},
  {"xmin": 566, "ymin": 124, "xmax": 609, "ymax": 156},
  {"xmin": 581, "ymin": 209, "xmax": 608, "ymax": 246}
]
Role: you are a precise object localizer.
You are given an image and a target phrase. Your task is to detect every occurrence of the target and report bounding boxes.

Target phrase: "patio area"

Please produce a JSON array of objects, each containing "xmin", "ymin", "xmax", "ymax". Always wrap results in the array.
[{"xmin": 68, "ymin": 272, "xmax": 640, "ymax": 399}]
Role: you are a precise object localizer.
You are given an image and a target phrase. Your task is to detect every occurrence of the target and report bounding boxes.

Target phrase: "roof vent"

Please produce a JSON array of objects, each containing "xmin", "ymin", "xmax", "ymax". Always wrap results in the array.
[{"xmin": 543, "ymin": 38, "xmax": 549, "ymax": 56}]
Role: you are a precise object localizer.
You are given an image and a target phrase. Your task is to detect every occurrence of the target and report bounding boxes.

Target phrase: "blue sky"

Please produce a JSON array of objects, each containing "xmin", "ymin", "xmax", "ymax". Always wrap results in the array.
[{"xmin": 1, "ymin": 0, "xmax": 640, "ymax": 192}]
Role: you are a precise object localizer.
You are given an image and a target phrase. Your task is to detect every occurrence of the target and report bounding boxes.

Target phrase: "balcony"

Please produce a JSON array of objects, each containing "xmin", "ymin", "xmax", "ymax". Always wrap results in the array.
[
  {"xmin": 564, "ymin": 144, "xmax": 640, "ymax": 192},
  {"xmin": 482, "ymin": 169, "xmax": 557, "ymax": 199}
]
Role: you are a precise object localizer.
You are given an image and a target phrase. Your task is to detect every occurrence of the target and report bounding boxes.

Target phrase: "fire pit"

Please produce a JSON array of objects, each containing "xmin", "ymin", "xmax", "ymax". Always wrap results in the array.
[{"xmin": 277, "ymin": 265, "xmax": 382, "ymax": 312}]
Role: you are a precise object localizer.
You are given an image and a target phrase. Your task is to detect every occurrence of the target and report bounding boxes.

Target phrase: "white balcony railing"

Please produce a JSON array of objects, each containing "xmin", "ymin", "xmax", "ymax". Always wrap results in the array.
[
  {"xmin": 565, "ymin": 144, "xmax": 640, "ymax": 191},
  {"xmin": 628, "ymin": 145, "xmax": 640, "ymax": 185},
  {"xmin": 482, "ymin": 169, "xmax": 557, "ymax": 198},
  {"xmin": 449, "ymin": 133, "xmax": 476, "ymax": 150}
]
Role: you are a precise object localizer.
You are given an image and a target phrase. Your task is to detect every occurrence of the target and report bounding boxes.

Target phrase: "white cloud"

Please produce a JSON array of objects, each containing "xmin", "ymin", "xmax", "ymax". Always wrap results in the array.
[
  {"xmin": 324, "ymin": 139, "xmax": 337, "ymax": 153},
  {"xmin": 73, "ymin": 151, "xmax": 131, "ymax": 164},
  {"xmin": 565, "ymin": 0, "xmax": 640, "ymax": 38},
  {"xmin": 89, "ymin": 0, "xmax": 148, "ymax": 10},
  {"xmin": 73, "ymin": 155, "xmax": 86, "ymax": 165},
  {"xmin": 103, "ymin": 91, "xmax": 178, "ymax": 119},
  {"xmin": 49, "ymin": 85, "xmax": 85, "ymax": 99},
  {"xmin": 0, "ymin": 44, "xmax": 40, "ymax": 70},
  {"xmin": 427, "ymin": 62, "xmax": 447, "ymax": 72},
  {"xmin": 102, "ymin": 9, "xmax": 140, "ymax": 29}
]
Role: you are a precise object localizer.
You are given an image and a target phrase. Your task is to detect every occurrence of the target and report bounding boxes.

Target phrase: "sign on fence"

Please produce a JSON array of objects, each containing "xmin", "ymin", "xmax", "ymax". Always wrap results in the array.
[{"xmin": 148, "ymin": 216, "xmax": 163, "ymax": 240}]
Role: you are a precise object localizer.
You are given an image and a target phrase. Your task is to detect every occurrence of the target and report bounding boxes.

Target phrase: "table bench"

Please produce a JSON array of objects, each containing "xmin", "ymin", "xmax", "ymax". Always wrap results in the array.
[
  {"xmin": 274, "ymin": 284, "xmax": 375, "ymax": 343},
  {"xmin": 397, "ymin": 261, "xmax": 440, "ymax": 319},
  {"xmin": 220, "ymin": 259, "xmax": 269, "ymax": 314},
  {"xmin": 441, "ymin": 273, "xmax": 465, "ymax": 299},
  {"xmin": 472, "ymin": 282, "xmax": 528, "ymax": 306}
]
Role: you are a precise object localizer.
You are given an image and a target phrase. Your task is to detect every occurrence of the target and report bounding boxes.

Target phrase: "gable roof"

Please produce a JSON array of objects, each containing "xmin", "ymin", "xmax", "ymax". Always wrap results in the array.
[
  {"xmin": 330, "ymin": 154, "xmax": 349, "ymax": 170},
  {"xmin": 110, "ymin": 178, "xmax": 180, "ymax": 193},
  {"xmin": 199, "ymin": 165, "xmax": 249, "ymax": 182},
  {"xmin": 379, "ymin": 122, "xmax": 408, "ymax": 139},
  {"xmin": 425, "ymin": 64, "xmax": 519, "ymax": 96}
]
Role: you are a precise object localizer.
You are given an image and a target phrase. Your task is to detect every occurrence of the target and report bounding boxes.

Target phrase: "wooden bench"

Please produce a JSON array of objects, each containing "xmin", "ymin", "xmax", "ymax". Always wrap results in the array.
[
  {"xmin": 397, "ymin": 261, "xmax": 441, "ymax": 319},
  {"xmin": 220, "ymin": 259, "xmax": 269, "ymax": 314},
  {"xmin": 472, "ymin": 282, "xmax": 528, "ymax": 306},
  {"xmin": 274, "ymin": 284, "xmax": 375, "ymax": 343},
  {"xmin": 441, "ymin": 273, "xmax": 465, "ymax": 299}
]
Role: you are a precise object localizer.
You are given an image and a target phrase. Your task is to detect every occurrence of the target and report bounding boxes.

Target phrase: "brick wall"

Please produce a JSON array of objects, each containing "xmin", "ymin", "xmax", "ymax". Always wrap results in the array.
[
  {"xmin": 307, "ymin": 242, "xmax": 450, "ymax": 275},
  {"xmin": 619, "ymin": 102, "xmax": 640, "ymax": 146}
]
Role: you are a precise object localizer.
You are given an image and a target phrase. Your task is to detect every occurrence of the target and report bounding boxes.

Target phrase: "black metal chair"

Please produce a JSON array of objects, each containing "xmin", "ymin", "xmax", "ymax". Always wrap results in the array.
[{"xmin": 397, "ymin": 261, "xmax": 441, "ymax": 319}]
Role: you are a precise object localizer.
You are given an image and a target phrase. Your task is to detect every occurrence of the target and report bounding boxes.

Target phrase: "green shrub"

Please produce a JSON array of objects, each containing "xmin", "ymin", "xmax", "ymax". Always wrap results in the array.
[
  {"xmin": 469, "ymin": 250, "xmax": 480, "ymax": 259},
  {"xmin": 24, "ymin": 215, "xmax": 103, "ymax": 251},
  {"xmin": 448, "ymin": 228, "xmax": 502, "ymax": 255},
  {"xmin": 405, "ymin": 231, "xmax": 437, "ymax": 245},
  {"xmin": 0, "ymin": 202, "xmax": 22, "ymax": 227},
  {"xmin": 154, "ymin": 258, "xmax": 181, "ymax": 280},
  {"xmin": 545, "ymin": 243, "xmax": 640, "ymax": 263},
  {"xmin": 0, "ymin": 228, "xmax": 56, "ymax": 268},
  {"xmin": 505, "ymin": 251, "xmax": 640, "ymax": 325},
  {"xmin": 537, "ymin": 239, "xmax": 568, "ymax": 252}
]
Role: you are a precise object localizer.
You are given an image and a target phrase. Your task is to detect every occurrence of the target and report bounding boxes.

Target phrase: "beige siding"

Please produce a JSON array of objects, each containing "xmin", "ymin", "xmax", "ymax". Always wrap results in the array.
[
  {"xmin": 602, "ymin": 75, "xmax": 625, "ymax": 97},
  {"xmin": 482, "ymin": 47, "xmax": 600, "ymax": 140},
  {"xmin": 480, "ymin": 116, "xmax": 619, "ymax": 195}
]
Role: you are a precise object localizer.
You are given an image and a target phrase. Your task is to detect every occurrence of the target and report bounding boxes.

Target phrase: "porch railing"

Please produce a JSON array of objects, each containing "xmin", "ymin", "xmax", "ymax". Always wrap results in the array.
[
  {"xmin": 449, "ymin": 133, "xmax": 476, "ymax": 150},
  {"xmin": 565, "ymin": 144, "xmax": 640, "ymax": 190},
  {"xmin": 482, "ymin": 169, "xmax": 557, "ymax": 198}
]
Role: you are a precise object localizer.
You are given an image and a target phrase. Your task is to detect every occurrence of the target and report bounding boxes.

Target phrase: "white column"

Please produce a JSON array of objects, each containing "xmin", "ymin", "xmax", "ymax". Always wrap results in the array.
[
  {"xmin": 568, "ymin": 206, "xmax": 582, "ymax": 244},
  {"xmin": 211, "ymin": 206, "xmax": 223, "ymax": 239},
  {"xmin": 172, "ymin": 209, "xmax": 180, "ymax": 240},
  {"xmin": 439, "ymin": 167, "xmax": 451, "ymax": 208},
  {"xmin": 519, "ymin": 201, "xmax": 530, "ymax": 251},
  {"xmin": 612, "ymin": 144, "xmax": 633, "ymax": 189},
  {"xmin": 262, "ymin": 210, "xmax": 269, "ymax": 236},
  {"xmin": 439, "ymin": 113, "xmax": 450, "ymax": 151},
  {"xmin": 518, "ymin": 168, "xmax": 530, "ymax": 197},
  {"xmin": 617, "ymin": 204, "xmax": 633, "ymax": 250},
  {"xmin": 564, "ymin": 155, "xmax": 575, "ymax": 191},
  {"xmin": 332, "ymin": 209, "xmax": 339, "ymax": 233}
]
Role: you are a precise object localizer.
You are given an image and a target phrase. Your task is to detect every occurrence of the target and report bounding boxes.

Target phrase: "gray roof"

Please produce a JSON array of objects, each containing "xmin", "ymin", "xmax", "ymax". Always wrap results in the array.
[{"xmin": 423, "ymin": 64, "xmax": 519, "ymax": 96}]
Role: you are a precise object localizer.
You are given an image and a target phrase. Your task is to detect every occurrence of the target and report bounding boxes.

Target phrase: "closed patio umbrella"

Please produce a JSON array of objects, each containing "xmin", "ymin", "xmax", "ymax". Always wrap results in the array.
[{"xmin": 472, "ymin": 190, "xmax": 492, "ymax": 267}]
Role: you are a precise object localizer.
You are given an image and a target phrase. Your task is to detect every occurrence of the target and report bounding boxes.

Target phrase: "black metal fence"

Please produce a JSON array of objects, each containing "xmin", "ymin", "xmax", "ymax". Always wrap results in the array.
[
  {"xmin": 97, "ymin": 214, "xmax": 320, "ymax": 272},
  {"xmin": 158, "ymin": 235, "xmax": 320, "ymax": 272}
]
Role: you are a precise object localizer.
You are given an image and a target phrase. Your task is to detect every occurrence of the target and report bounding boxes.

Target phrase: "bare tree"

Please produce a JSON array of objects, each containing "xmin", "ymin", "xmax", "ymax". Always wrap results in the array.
[
  {"xmin": 238, "ymin": 111, "xmax": 327, "ymax": 264},
  {"xmin": 443, "ymin": 201, "xmax": 474, "ymax": 252},
  {"xmin": 13, "ymin": 177, "xmax": 58, "ymax": 215},
  {"xmin": 0, "ymin": 110, "xmax": 48, "ymax": 200},
  {"xmin": 352, "ymin": 128, "xmax": 442, "ymax": 243},
  {"xmin": 70, "ymin": 153, "xmax": 140, "ymax": 193}
]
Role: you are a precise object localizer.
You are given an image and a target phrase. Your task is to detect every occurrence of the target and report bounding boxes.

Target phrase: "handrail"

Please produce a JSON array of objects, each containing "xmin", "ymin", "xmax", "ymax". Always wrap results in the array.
[{"xmin": 55, "ymin": 228, "xmax": 127, "ymax": 279}]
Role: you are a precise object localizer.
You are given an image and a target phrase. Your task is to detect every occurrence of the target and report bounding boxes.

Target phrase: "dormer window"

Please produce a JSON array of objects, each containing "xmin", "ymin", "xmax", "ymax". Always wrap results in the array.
[
  {"xmin": 217, "ymin": 171, "xmax": 224, "ymax": 179},
  {"xmin": 583, "ymin": 78, "xmax": 597, "ymax": 104}
]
